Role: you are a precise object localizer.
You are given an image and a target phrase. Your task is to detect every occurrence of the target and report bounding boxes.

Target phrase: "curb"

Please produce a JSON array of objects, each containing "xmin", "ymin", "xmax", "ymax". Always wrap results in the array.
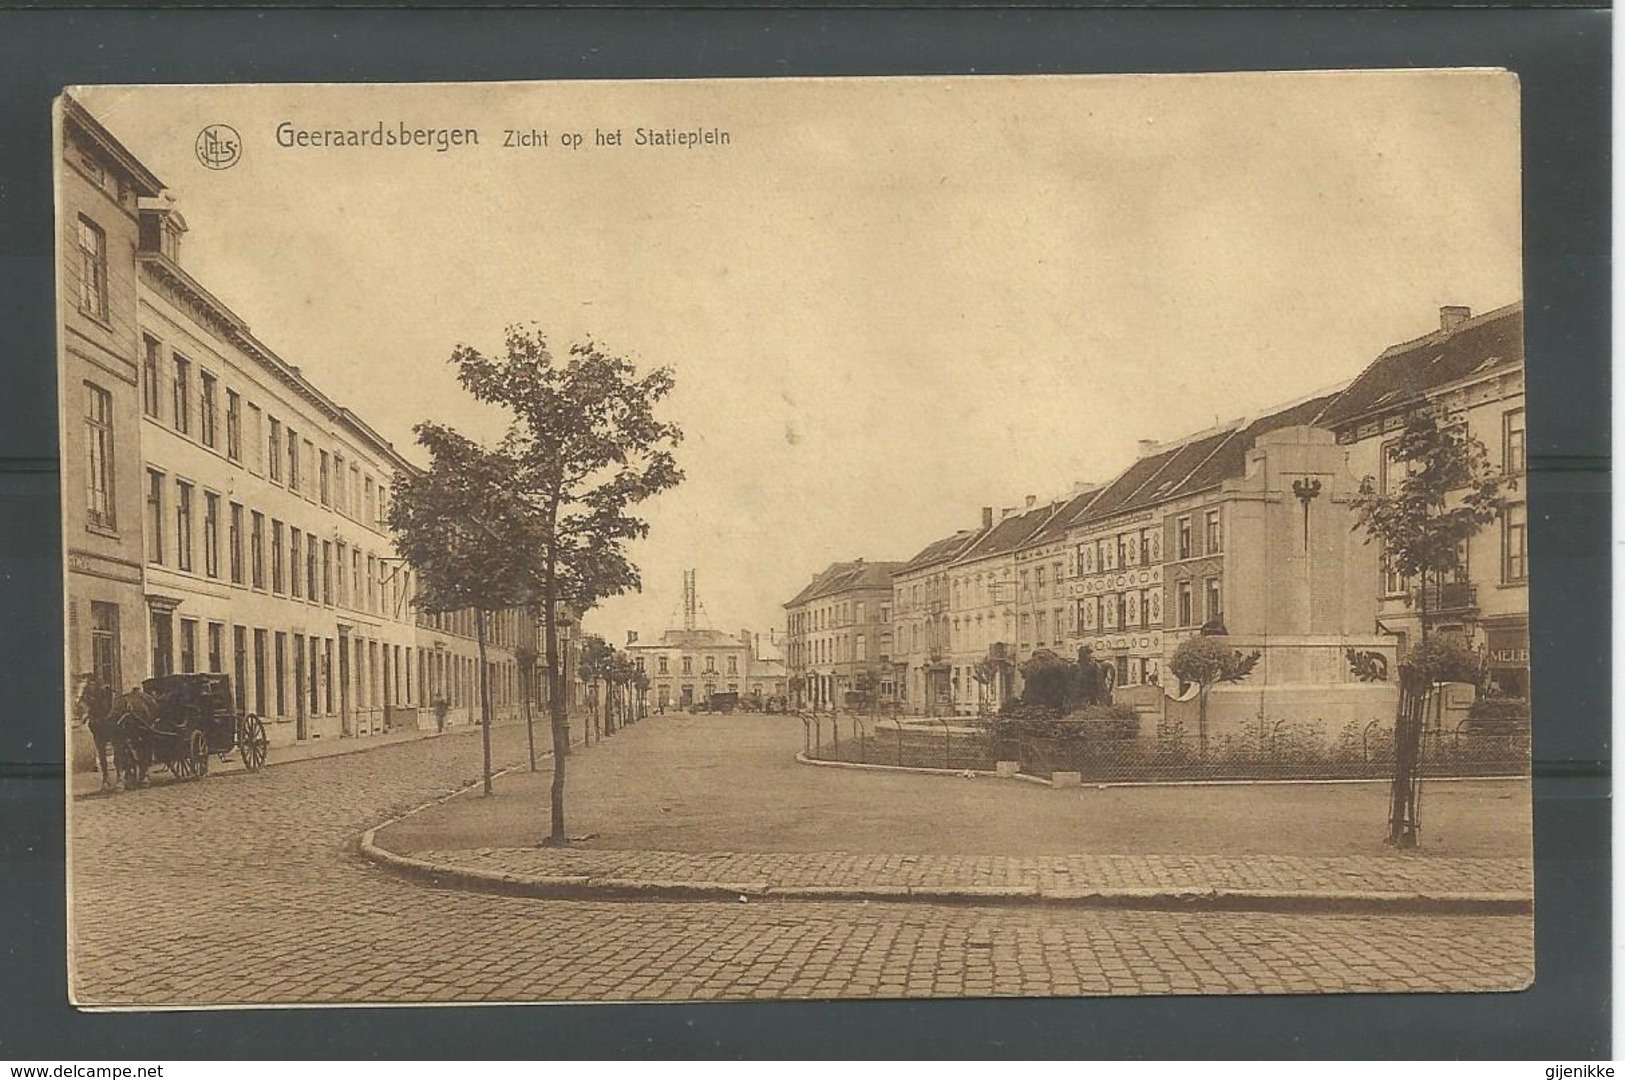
[
  {"xmin": 359, "ymin": 787, "xmax": 1532, "ymax": 916},
  {"xmin": 72, "ymin": 715, "xmax": 562, "ymax": 800},
  {"xmin": 793, "ymin": 751, "xmax": 1526, "ymax": 790}
]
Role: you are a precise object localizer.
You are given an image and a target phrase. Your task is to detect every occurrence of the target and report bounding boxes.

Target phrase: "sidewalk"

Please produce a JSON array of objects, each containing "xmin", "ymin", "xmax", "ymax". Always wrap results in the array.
[
  {"xmin": 72, "ymin": 711, "xmax": 582, "ymax": 799},
  {"xmin": 362, "ymin": 842, "xmax": 1531, "ymax": 913},
  {"xmin": 363, "ymin": 713, "xmax": 1533, "ymax": 915}
]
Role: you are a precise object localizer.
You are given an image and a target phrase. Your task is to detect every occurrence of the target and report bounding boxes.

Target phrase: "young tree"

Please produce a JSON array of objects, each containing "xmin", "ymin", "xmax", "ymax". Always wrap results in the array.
[
  {"xmin": 1350, "ymin": 405, "xmax": 1509, "ymax": 847},
  {"xmin": 448, "ymin": 327, "xmax": 683, "ymax": 845},
  {"xmin": 577, "ymin": 635, "xmax": 614, "ymax": 742},
  {"xmin": 632, "ymin": 667, "xmax": 651, "ymax": 720},
  {"xmin": 606, "ymin": 652, "xmax": 639, "ymax": 732},
  {"xmin": 1168, "ymin": 635, "xmax": 1262, "ymax": 760},
  {"xmin": 390, "ymin": 424, "xmax": 537, "ymax": 796},
  {"xmin": 515, "ymin": 641, "xmax": 539, "ymax": 771}
]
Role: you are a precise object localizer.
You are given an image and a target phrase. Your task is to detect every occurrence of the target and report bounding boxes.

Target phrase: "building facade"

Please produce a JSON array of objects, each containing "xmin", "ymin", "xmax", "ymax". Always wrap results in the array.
[
  {"xmin": 59, "ymin": 97, "xmax": 165, "ymax": 718},
  {"xmin": 810, "ymin": 305, "xmax": 1523, "ymax": 733},
  {"xmin": 783, "ymin": 561, "xmax": 903, "ymax": 710},
  {"xmin": 891, "ymin": 528, "xmax": 981, "ymax": 715},
  {"xmin": 628, "ymin": 628, "xmax": 752, "ymax": 710},
  {"xmin": 1319, "ymin": 303, "xmax": 1528, "ymax": 698},
  {"xmin": 944, "ymin": 501, "xmax": 1057, "ymax": 715},
  {"xmin": 61, "ymin": 99, "xmax": 555, "ymax": 754}
]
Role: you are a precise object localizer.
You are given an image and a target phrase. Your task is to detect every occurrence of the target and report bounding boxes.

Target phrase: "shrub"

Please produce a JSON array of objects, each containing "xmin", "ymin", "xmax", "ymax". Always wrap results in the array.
[
  {"xmin": 1402, "ymin": 635, "xmax": 1482, "ymax": 686},
  {"xmin": 1464, "ymin": 694, "xmax": 1530, "ymax": 740},
  {"xmin": 1059, "ymin": 702, "xmax": 1140, "ymax": 740}
]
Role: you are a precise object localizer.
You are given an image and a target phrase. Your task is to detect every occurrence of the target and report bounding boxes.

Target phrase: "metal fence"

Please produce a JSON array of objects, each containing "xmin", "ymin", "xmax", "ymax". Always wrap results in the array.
[{"xmin": 804, "ymin": 714, "xmax": 1529, "ymax": 783}]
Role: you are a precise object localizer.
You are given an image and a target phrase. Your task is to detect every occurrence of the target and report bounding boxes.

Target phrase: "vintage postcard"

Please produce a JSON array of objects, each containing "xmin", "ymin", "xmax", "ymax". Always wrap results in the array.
[{"xmin": 59, "ymin": 74, "xmax": 1530, "ymax": 1008}]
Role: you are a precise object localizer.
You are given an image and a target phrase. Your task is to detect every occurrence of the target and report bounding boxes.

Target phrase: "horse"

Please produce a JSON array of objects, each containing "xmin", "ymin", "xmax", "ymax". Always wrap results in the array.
[{"xmin": 97, "ymin": 687, "xmax": 160, "ymax": 790}]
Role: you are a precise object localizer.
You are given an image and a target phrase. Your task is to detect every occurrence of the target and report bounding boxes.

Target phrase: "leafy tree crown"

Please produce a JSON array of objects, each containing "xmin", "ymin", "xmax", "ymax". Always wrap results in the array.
[
  {"xmin": 1169, "ymin": 635, "xmax": 1261, "ymax": 689},
  {"xmin": 448, "ymin": 326, "xmax": 684, "ymax": 613},
  {"xmin": 1349, "ymin": 405, "xmax": 1510, "ymax": 584}
]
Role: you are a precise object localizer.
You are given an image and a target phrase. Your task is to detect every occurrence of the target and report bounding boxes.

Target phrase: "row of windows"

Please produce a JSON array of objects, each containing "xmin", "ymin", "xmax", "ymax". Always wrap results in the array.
[
  {"xmin": 138, "ymin": 333, "xmax": 392, "ymax": 533},
  {"xmin": 1016, "ymin": 560, "xmax": 1068, "ymax": 602},
  {"xmin": 647, "ymin": 654, "xmax": 740, "ymax": 677},
  {"xmin": 418, "ymin": 608, "xmax": 527, "ymax": 648},
  {"xmin": 143, "ymin": 467, "xmax": 412, "ymax": 618},
  {"xmin": 143, "ymin": 610, "xmax": 528, "ymax": 723},
  {"xmin": 893, "ymin": 574, "xmax": 949, "ymax": 614},
  {"xmin": 796, "ymin": 633, "xmax": 883, "ymax": 666},
  {"xmin": 1074, "ymin": 509, "xmax": 1221, "ymax": 578},
  {"xmin": 1076, "ymin": 578, "xmax": 1220, "ymax": 633},
  {"xmin": 150, "ymin": 614, "xmax": 413, "ymax": 719},
  {"xmin": 788, "ymin": 598, "xmax": 891, "ymax": 635}
]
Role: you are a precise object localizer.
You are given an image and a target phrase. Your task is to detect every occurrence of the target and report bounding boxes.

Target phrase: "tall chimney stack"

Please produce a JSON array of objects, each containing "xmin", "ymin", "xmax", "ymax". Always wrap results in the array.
[
  {"xmin": 1025, "ymin": 494, "xmax": 1037, "ymax": 508},
  {"xmin": 1439, "ymin": 305, "xmax": 1471, "ymax": 332},
  {"xmin": 981, "ymin": 506, "xmax": 994, "ymax": 530}
]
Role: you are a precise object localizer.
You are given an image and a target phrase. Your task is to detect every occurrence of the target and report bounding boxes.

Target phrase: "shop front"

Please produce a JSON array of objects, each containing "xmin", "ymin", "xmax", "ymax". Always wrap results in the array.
[{"xmin": 1484, "ymin": 620, "xmax": 1530, "ymax": 699}]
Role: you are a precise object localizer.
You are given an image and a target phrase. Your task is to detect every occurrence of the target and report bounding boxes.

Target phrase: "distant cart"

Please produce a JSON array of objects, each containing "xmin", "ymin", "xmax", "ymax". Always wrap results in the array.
[
  {"xmin": 123, "ymin": 673, "xmax": 270, "ymax": 784},
  {"xmin": 691, "ymin": 691, "xmax": 739, "ymax": 715}
]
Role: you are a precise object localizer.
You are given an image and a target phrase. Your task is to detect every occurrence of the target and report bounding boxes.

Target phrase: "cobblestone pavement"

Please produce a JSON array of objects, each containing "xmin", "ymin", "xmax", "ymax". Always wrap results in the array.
[
  {"xmin": 70, "ymin": 721, "xmax": 1533, "ymax": 1006},
  {"xmin": 405, "ymin": 847, "xmax": 1530, "ymax": 899}
]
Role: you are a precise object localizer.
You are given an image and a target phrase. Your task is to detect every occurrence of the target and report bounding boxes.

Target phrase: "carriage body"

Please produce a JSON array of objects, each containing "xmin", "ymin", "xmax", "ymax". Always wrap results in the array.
[{"xmin": 128, "ymin": 672, "xmax": 269, "ymax": 782}]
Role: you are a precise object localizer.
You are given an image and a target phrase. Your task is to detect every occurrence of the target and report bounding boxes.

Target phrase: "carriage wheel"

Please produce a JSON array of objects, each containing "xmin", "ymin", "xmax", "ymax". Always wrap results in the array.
[
  {"xmin": 189, "ymin": 729, "xmax": 210, "ymax": 779},
  {"xmin": 238, "ymin": 715, "xmax": 269, "ymax": 771},
  {"xmin": 167, "ymin": 734, "xmax": 192, "ymax": 780}
]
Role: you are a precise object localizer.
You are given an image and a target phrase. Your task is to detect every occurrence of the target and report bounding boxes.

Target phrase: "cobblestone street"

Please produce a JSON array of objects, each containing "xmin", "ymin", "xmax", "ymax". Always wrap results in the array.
[{"xmin": 69, "ymin": 719, "xmax": 1533, "ymax": 1006}]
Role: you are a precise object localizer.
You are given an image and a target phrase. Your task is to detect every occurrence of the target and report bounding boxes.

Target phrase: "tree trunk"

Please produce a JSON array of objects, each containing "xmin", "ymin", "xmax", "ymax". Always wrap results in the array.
[
  {"xmin": 476, "ymin": 609, "xmax": 493, "ymax": 796},
  {"xmin": 1388, "ymin": 569, "xmax": 1432, "ymax": 846},
  {"xmin": 543, "ymin": 562, "xmax": 568, "ymax": 843},
  {"xmin": 1197, "ymin": 685, "xmax": 1209, "ymax": 761},
  {"xmin": 522, "ymin": 658, "xmax": 536, "ymax": 772},
  {"xmin": 1389, "ymin": 667, "xmax": 1428, "ymax": 847}
]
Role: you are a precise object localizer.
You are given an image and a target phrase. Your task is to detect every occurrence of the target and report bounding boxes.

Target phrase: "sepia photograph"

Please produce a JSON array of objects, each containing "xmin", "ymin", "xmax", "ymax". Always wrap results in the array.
[{"xmin": 58, "ymin": 72, "xmax": 1531, "ymax": 1008}]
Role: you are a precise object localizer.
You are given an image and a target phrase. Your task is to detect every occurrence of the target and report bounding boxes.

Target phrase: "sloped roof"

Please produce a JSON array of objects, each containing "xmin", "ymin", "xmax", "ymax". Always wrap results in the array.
[
  {"xmin": 1163, "ymin": 390, "xmax": 1343, "ymax": 501},
  {"xmin": 1316, "ymin": 302, "xmax": 1523, "ymax": 430},
  {"xmin": 784, "ymin": 560, "xmax": 905, "ymax": 607},
  {"xmin": 784, "ymin": 563, "xmax": 855, "ymax": 608},
  {"xmin": 1115, "ymin": 429, "xmax": 1236, "ymax": 514},
  {"xmin": 63, "ymin": 94, "xmax": 165, "ymax": 197},
  {"xmin": 644, "ymin": 628, "xmax": 745, "ymax": 650},
  {"xmin": 952, "ymin": 502, "xmax": 1056, "ymax": 564},
  {"xmin": 898, "ymin": 529, "xmax": 983, "ymax": 576},
  {"xmin": 1023, "ymin": 487, "xmax": 1104, "ymax": 549},
  {"xmin": 1067, "ymin": 444, "xmax": 1185, "ymax": 527}
]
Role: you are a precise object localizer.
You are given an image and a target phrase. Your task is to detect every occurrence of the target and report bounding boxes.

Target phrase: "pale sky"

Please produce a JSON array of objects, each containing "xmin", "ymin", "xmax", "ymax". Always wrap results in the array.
[{"xmin": 74, "ymin": 72, "xmax": 1522, "ymax": 646}]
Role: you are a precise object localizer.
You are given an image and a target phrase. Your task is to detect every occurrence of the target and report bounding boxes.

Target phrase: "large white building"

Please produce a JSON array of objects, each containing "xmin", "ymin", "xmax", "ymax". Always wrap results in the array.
[{"xmin": 61, "ymin": 98, "xmax": 566, "ymax": 754}]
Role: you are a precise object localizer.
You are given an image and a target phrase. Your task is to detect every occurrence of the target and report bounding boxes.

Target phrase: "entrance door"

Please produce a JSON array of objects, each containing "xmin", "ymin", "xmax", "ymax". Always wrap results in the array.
[
  {"xmin": 232, "ymin": 626, "xmax": 248, "ymax": 713},
  {"xmin": 338, "ymin": 634, "xmax": 352, "ymax": 736},
  {"xmin": 149, "ymin": 609, "xmax": 173, "ymax": 677},
  {"xmin": 293, "ymin": 634, "xmax": 308, "ymax": 740}
]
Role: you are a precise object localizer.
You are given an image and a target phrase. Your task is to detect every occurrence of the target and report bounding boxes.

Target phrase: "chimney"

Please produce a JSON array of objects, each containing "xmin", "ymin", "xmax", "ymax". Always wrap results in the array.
[
  {"xmin": 1025, "ymin": 494, "xmax": 1037, "ymax": 508},
  {"xmin": 626, "ymin": 630, "xmax": 638, "ymax": 645},
  {"xmin": 981, "ymin": 506, "xmax": 994, "ymax": 530},
  {"xmin": 1440, "ymin": 305, "xmax": 1471, "ymax": 332},
  {"xmin": 1137, "ymin": 439, "xmax": 1158, "ymax": 458},
  {"xmin": 1001, "ymin": 506, "xmax": 1017, "ymax": 519}
]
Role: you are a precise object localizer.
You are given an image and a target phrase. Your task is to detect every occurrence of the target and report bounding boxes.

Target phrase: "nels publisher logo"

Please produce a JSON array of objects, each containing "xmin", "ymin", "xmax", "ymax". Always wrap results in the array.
[{"xmin": 195, "ymin": 124, "xmax": 241, "ymax": 170}]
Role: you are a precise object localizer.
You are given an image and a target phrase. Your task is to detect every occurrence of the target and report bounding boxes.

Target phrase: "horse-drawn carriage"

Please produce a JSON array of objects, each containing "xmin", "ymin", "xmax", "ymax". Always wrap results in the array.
[{"xmin": 100, "ymin": 673, "xmax": 270, "ymax": 789}]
